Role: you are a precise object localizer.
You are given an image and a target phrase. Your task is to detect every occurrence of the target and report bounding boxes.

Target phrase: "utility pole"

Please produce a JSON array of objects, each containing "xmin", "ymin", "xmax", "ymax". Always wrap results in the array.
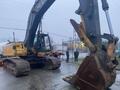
[
  {"xmin": 73, "ymin": 30, "xmax": 77, "ymax": 51},
  {"xmin": 72, "ymin": 30, "xmax": 77, "ymax": 60},
  {"xmin": 13, "ymin": 32, "xmax": 16, "ymax": 42}
]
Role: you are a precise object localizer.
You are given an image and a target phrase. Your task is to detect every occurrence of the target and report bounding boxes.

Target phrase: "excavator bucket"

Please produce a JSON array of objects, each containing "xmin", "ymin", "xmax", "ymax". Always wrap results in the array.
[
  {"xmin": 63, "ymin": 55, "xmax": 116, "ymax": 90},
  {"xmin": 63, "ymin": 19, "xmax": 117, "ymax": 90}
]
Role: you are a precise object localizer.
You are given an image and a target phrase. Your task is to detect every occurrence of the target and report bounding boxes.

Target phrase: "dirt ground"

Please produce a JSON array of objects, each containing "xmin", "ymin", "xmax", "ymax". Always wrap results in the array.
[{"xmin": 0, "ymin": 60, "xmax": 120, "ymax": 90}]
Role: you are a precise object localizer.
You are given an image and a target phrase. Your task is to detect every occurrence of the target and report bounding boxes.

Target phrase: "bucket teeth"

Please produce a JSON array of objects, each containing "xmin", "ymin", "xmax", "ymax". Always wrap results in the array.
[{"xmin": 63, "ymin": 55, "xmax": 116, "ymax": 90}]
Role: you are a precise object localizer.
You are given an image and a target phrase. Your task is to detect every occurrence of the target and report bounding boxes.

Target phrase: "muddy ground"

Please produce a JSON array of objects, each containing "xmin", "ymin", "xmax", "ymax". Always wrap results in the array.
[{"xmin": 0, "ymin": 60, "xmax": 120, "ymax": 90}]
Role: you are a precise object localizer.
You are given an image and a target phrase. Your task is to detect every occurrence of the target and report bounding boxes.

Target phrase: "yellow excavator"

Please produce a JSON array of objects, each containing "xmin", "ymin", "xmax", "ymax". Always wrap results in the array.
[
  {"xmin": 1, "ymin": 0, "xmax": 119, "ymax": 90},
  {"xmin": 2, "ymin": 0, "xmax": 62, "ymax": 77}
]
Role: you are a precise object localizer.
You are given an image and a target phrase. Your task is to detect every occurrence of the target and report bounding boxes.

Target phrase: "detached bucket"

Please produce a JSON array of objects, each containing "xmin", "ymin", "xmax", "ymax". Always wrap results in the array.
[{"xmin": 63, "ymin": 55, "xmax": 116, "ymax": 90}]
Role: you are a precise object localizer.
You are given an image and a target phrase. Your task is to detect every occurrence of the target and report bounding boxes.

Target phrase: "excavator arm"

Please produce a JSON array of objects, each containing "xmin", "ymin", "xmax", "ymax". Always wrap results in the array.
[
  {"xmin": 24, "ymin": 0, "xmax": 55, "ymax": 49},
  {"xmin": 63, "ymin": 0, "xmax": 119, "ymax": 90},
  {"xmin": 76, "ymin": 0, "xmax": 102, "ymax": 47}
]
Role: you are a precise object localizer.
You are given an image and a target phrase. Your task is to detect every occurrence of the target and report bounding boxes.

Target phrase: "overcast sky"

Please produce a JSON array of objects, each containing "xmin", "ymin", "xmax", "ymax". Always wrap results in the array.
[{"xmin": 0, "ymin": 0, "xmax": 120, "ymax": 43}]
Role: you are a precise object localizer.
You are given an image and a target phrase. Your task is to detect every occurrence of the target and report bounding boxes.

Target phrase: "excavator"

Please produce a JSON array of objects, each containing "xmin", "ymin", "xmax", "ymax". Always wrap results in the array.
[
  {"xmin": 63, "ymin": 0, "xmax": 119, "ymax": 90},
  {"xmin": 2, "ymin": 0, "xmax": 62, "ymax": 76},
  {"xmin": 1, "ymin": 0, "xmax": 119, "ymax": 90}
]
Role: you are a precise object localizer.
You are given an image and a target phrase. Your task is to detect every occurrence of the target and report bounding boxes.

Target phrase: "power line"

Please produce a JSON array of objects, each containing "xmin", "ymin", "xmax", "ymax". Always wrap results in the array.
[
  {"xmin": 47, "ymin": 32, "xmax": 69, "ymax": 38},
  {"xmin": 0, "ymin": 26, "xmax": 70, "ymax": 38},
  {"xmin": 0, "ymin": 26, "xmax": 25, "ymax": 31}
]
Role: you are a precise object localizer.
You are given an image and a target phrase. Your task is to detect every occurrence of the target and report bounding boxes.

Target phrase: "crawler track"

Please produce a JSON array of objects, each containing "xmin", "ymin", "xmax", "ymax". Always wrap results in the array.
[
  {"xmin": 44, "ymin": 56, "xmax": 61, "ymax": 70},
  {"xmin": 3, "ymin": 58, "xmax": 30, "ymax": 77}
]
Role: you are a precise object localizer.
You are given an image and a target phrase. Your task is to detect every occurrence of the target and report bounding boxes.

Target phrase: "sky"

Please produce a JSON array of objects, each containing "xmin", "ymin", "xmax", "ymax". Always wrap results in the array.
[{"xmin": 0, "ymin": 0, "xmax": 120, "ymax": 44}]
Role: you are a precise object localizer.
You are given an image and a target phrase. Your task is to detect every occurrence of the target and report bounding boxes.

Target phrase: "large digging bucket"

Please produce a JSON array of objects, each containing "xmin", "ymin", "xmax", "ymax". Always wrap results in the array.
[
  {"xmin": 63, "ymin": 19, "xmax": 117, "ymax": 90},
  {"xmin": 63, "ymin": 54, "xmax": 116, "ymax": 90}
]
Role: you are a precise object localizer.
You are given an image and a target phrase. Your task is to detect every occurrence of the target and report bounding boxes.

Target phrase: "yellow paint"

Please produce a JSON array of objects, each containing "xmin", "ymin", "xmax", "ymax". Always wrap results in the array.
[{"xmin": 2, "ymin": 42, "xmax": 27, "ymax": 57}]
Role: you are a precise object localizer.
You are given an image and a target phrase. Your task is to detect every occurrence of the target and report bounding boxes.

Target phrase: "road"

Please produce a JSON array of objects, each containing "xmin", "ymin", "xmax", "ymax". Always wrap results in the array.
[{"xmin": 0, "ymin": 60, "xmax": 120, "ymax": 90}]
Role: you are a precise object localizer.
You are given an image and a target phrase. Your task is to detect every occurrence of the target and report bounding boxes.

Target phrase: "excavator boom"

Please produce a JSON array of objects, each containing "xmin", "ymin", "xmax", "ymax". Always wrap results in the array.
[
  {"xmin": 24, "ymin": 0, "xmax": 55, "ymax": 49},
  {"xmin": 76, "ymin": 0, "xmax": 101, "ymax": 46}
]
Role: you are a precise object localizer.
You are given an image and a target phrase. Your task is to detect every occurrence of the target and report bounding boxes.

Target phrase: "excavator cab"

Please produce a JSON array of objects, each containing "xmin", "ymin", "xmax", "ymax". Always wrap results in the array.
[{"xmin": 34, "ymin": 30, "xmax": 52, "ymax": 52}]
